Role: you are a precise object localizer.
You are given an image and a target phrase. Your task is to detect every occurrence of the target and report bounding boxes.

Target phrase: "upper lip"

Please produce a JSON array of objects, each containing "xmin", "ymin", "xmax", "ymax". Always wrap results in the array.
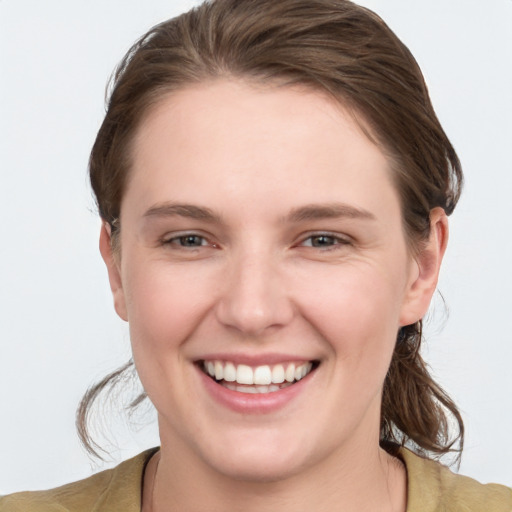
[{"xmin": 195, "ymin": 353, "xmax": 317, "ymax": 366}]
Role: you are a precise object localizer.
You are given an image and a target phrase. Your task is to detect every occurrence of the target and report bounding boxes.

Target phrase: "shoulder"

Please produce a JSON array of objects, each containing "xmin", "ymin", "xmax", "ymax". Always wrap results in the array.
[
  {"xmin": 0, "ymin": 469, "xmax": 114, "ymax": 512},
  {"xmin": 0, "ymin": 449, "xmax": 157, "ymax": 512},
  {"xmin": 399, "ymin": 447, "xmax": 512, "ymax": 512}
]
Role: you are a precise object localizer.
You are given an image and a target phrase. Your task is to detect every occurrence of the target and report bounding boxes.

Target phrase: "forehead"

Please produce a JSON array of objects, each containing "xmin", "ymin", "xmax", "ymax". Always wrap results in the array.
[
  {"xmin": 126, "ymin": 79, "xmax": 399, "ymax": 222},
  {"xmin": 134, "ymin": 79, "xmax": 373, "ymax": 159}
]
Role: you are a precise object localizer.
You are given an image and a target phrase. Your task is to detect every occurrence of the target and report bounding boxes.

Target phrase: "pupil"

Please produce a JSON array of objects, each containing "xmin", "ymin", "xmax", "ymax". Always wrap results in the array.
[
  {"xmin": 182, "ymin": 235, "xmax": 201, "ymax": 246},
  {"xmin": 313, "ymin": 235, "xmax": 333, "ymax": 246}
]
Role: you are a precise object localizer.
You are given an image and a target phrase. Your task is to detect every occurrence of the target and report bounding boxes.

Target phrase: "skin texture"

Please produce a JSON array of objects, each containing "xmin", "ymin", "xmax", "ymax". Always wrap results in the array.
[{"xmin": 100, "ymin": 80, "xmax": 447, "ymax": 512}]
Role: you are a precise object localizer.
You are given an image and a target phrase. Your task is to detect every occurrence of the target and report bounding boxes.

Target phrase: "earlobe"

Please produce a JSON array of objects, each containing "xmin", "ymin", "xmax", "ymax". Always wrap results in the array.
[
  {"xmin": 399, "ymin": 207, "xmax": 449, "ymax": 326},
  {"xmin": 99, "ymin": 222, "xmax": 128, "ymax": 322}
]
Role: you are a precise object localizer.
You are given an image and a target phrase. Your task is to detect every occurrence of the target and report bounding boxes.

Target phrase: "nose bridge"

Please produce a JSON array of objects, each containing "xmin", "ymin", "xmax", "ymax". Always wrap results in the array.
[{"xmin": 216, "ymin": 243, "xmax": 293, "ymax": 335}]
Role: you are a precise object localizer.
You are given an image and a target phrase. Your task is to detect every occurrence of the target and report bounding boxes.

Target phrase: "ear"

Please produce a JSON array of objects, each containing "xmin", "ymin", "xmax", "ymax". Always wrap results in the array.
[
  {"xmin": 99, "ymin": 222, "xmax": 128, "ymax": 321},
  {"xmin": 399, "ymin": 207, "xmax": 448, "ymax": 326}
]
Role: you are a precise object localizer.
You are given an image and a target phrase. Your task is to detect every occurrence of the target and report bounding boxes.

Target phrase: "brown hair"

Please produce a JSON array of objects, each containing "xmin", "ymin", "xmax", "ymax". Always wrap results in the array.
[{"xmin": 81, "ymin": 0, "xmax": 464, "ymax": 460}]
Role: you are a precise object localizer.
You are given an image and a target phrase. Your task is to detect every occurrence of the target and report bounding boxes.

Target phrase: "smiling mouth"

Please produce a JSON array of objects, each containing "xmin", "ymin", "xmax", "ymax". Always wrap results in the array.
[{"xmin": 199, "ymin": 360, "xmax": 318, "ymax": 394}]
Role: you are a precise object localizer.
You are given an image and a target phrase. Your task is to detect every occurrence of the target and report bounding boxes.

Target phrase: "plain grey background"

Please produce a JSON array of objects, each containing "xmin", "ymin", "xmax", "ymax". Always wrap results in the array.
[{"xmin": 1, "ymin": 0, "xmax": 511, "ymax": 493}]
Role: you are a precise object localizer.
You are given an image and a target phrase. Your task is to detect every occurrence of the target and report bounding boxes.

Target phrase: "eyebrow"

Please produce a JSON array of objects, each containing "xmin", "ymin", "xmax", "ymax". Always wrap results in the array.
[
  {"xmin": 142, "ymin": 201, "xmax": 375, "ymax": 224},
  {"xmin": 285, "ymin": 203, "xmax": 376, "ymax": 223},
  {"xmin": 143, "ymin": 202, "xmax": 222, "ymax": 223}
]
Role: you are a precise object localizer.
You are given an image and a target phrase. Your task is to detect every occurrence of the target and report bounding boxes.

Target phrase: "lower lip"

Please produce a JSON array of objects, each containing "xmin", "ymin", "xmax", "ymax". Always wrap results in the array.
[{"xmin": 196, "ymin": 366, "xmax": 313, "ymax": 414}]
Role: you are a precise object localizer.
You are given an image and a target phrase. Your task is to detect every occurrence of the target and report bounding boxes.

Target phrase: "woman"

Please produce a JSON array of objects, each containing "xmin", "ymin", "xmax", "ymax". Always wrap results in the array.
[{"xmin": 2, "ymin": 0, "xmax": 510, "ymax": 510}]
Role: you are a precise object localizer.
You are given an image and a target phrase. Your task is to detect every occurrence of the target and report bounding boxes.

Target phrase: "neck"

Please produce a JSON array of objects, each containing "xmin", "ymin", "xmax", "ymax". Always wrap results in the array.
[{"xmin": 144, "ymin": 430, "xmax": 406, "ymax": 512}]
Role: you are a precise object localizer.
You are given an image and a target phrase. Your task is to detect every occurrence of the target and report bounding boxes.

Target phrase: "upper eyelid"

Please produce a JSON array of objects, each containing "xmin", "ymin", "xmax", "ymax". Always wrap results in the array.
[
  {"xmin": 297, "ymin": 231, "xmax": 352, "ymax": 243},
  {"xmin": 161, "ymin": 231, "xmax": 213, "ymax": 247},
  {"xmin": 158, "ymin": 230, "xmax": 351, "ymax": 246},
  {"xmin": 161, "ymin": 229, "xmax": 210, "ymax": 240}
]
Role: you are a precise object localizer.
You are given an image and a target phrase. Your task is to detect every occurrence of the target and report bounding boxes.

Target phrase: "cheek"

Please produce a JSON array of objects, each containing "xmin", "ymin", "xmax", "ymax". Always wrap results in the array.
[
  {"xmin": 122, "ymin": 263, "xmax": 219, "ymax": 413},
  {"xmin": 293, "ymin": 263, "xmax": 405, "ymax": 377},
  {"xmin": 123, "ymin": 261, "xmax": 217, "ymax": 361},
  {"xmin": 297, "ymin": 261, "xmax": 405, "ymax": 333}
]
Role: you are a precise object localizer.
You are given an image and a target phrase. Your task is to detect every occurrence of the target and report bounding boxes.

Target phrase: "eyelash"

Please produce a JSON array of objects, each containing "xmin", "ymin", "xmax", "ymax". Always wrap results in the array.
[
  {"xmin": 160, "ymin": 232, "xmax": 351, "ymax": 251},
  {"xmin": 298, "ymin": 233, "xmax": 351, "ymax": 251},
  {"xmin": 161, "ymin": 233, "xmax": 213, "ymax": 248}
]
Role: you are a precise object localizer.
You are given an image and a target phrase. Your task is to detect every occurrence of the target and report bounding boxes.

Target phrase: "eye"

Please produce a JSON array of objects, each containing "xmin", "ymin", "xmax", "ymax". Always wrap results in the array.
[
  {"xmin": 299, "ymin": 233, "xmax": 350, "ymax": 249},
  {"xmin": 164, "ymin": 234, "xmax": 210, "ymax": 248}
]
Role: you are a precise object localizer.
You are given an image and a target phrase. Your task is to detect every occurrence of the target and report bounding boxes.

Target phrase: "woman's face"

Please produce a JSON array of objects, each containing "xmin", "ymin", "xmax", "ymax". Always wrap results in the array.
[{"xmin": 103, "ymin": 80, "xmax": 438, "ymax": 481}]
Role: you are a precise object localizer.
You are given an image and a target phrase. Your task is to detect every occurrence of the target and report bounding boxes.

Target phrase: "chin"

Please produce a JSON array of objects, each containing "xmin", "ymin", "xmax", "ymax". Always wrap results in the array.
[
  {"xmin": 208, "ymin": 451, "xmax": 310, "ymax": 483},
  {"xmin": 194, "ymin": 427, "xmax": 324, "ymax": 483}
]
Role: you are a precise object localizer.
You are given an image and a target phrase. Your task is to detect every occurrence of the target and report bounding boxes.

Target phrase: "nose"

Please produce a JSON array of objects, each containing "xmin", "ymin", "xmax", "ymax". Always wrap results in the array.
[{"xmin": 215, "ymin": 248, "xmax": 295, "ymax": 336}]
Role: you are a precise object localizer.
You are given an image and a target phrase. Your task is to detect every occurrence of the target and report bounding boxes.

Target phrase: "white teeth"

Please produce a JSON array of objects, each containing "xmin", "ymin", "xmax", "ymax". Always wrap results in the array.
[
  {"xmin": 222, "ymin": 382, "xmax": 291, "ymax": 393},
  {"xmin": 203, "ymin": 360, "xmax": 314, "ymax": 389},
  {"xmin": 271, "ymin": 364, "xmax": 285, "ymax": 384},
  {"xmin": 236, "ymin": 364, "xmax": 254, "ymax": 385},
  {"xmin": 214, "ymin": 361, "xmax": 223, "ymax": 380},
  {"xmin": 224, "ymin": 362, "xmax": 236, "ymax": 382},
  {"xmin": 254, "ymin": 365, "xmax": 272, "ymax": 385},
  {"xmin": 285, "ymin": 363, "xmax": 296, "ymax": 383},
  {"xmin": 239, "ymin": 386, "xmax": 257, "ymax": 394}
]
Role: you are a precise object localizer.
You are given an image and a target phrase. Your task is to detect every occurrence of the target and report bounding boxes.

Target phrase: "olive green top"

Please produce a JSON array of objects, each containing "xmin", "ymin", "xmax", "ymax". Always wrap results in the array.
[{"xmin": 1, "ymin": 448, "xmax": 511, "ymax": 511}]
